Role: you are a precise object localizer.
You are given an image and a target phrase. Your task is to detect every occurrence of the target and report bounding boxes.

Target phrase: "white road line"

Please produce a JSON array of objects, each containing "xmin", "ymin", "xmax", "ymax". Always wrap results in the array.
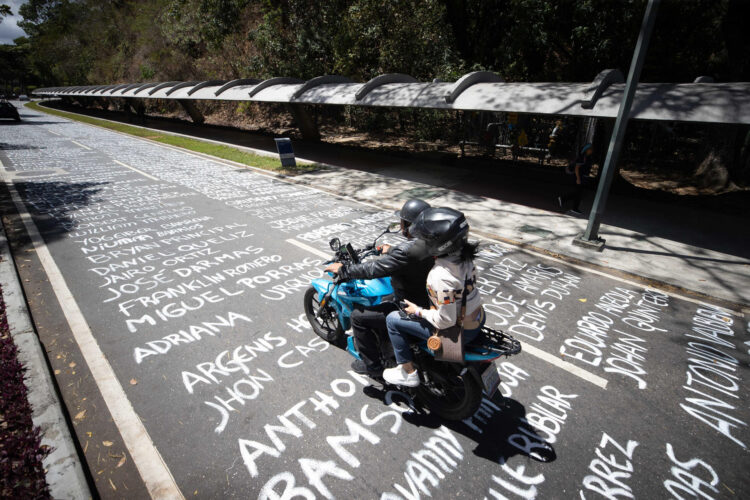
[
  {"xmin": 523, "ymin": 344, "xmax": 608, "ymax": 389},
  {"xmin": 47, "ymin": 129, "xmax": 62, "ymax": 136},
  {"xmin": 70, "ymin": 140, "xmax": 91, "ymax": 150},
  {"xmin": 286, "ymin": 238, "xmax": 609, "ymax": 389},
  {"xmin": 113, "ymin": 159, "xmax": 160, "ymax": 181},
  {"xmin": 286, "ymin": 238, "xmax": 331, "ymax": 259},
  {"xmin": 1, "ymin": 174, "xmax": 184, "ymax": 500}
]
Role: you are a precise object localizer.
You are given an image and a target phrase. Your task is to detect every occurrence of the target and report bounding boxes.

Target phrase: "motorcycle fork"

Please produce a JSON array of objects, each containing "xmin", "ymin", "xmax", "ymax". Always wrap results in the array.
[{"xmin": 316, "ymin": 286, "xmax": 336, "ymax": 319}]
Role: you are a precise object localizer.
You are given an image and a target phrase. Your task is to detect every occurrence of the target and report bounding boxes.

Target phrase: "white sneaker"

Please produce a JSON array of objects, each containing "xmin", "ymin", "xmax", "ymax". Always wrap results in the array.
[{"xmin": 383, "ymin": 365, "xmax": 420, "ymax": 387}]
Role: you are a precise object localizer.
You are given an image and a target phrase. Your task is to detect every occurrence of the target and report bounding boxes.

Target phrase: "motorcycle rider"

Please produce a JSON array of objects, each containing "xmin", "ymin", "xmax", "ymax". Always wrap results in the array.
[
  {"xmin": 383, "ymin": 207, "xmax": 485, "ymax": 387},
  {"xmin": 324, "ymin": 199, "xmax": 433, "ymax": 379}
]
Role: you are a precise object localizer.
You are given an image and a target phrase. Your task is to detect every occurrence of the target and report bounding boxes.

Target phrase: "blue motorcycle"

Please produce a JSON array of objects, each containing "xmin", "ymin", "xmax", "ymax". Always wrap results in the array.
[{"xmin": 303, "ymin": 225, "xmax": 521, "ymax": 420}]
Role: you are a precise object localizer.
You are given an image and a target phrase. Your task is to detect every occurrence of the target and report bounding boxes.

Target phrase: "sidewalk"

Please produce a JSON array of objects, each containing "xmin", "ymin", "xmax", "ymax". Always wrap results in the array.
[
  {"xmin": 0, "ymin": 223, "xmax": 91, "ymax": 499},
  {"xmin": 30, "ymin": 103, "xmax": 750, "ymax": 308}
]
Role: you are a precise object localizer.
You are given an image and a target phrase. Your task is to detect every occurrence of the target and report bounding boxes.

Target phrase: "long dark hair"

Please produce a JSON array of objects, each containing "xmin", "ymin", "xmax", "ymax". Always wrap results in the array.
[{"xmin": 459, "ymin": 240, "xmax": 480, "ymax": 261}]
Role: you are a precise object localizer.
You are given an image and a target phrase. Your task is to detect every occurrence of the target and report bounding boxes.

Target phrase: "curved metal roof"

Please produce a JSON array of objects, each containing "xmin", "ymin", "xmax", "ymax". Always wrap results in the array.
[{"xmin": 31, "ymin": 71, "xmax": 750, "ymax": 124}]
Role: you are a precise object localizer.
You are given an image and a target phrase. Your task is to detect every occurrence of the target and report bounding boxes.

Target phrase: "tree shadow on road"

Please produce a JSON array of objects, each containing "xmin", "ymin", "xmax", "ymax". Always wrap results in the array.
[
  {"xmin": 3, "ymin": 180, "xmax": 109, "ymax": 247},
  {"xmin": 0, "ymin": 142, "xmax": 45, "ymax": 151}
]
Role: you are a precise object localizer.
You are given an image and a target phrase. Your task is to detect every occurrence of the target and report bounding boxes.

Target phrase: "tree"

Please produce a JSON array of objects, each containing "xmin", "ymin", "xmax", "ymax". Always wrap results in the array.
[{"xmin": 0, "ymin": 4, "xmax": 12, "ymax": 21}]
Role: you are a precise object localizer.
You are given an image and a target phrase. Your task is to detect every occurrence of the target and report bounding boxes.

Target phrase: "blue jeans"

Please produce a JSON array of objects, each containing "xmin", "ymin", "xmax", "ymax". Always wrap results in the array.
[{"xmin": 385, "ymin": 311, "xmax": 482, "ymax": 364}]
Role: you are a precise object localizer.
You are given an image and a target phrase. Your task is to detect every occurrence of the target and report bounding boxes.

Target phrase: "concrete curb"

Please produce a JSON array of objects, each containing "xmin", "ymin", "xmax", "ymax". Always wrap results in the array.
[{"xmin": 0, "ymin": 223, "xmax": 91, "ymax": 499}]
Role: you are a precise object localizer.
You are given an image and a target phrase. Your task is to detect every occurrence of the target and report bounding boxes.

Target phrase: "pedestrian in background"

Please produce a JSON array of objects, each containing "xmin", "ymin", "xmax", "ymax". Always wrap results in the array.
[{"xmin": 558, "ymin": 143, "xmax": 593, "ymax": 215}]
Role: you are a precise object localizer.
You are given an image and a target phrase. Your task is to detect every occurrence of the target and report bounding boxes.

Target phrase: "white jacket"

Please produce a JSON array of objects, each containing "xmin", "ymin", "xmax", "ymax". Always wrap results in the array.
[{"xmin": 418, "ymin": 256, "xmax": 484, "ymax": 330}]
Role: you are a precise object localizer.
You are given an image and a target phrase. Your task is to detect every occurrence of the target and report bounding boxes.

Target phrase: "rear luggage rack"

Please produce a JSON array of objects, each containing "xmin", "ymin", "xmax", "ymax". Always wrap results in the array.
[{"xmin": 479, "ymin": 326, "xmax": 522, "ymax": 356}]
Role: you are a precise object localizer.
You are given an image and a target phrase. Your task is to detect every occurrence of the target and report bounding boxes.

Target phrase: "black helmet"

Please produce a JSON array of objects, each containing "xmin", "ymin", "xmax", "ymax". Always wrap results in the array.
[
  {"xmin": 394, "ymin": 199, "xmax": 430, "ymax": 224},
  {"xmin": 411, "ymin": 207, "xmax": 469, "ymax": 257}
]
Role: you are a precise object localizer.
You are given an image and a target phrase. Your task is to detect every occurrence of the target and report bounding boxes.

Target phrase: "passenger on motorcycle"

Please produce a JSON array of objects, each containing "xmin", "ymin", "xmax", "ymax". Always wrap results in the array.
[
  {"xmin": 323, "ymin": 199, "xmax": 434, "ymax": 379},
  {"xmin": 382, "ymin": 207, "xmax": 486, "ymax": 387}
]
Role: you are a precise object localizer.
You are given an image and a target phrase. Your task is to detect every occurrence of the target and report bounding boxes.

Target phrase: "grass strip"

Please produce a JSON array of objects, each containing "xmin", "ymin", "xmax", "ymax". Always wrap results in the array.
[{"xmin": 25, "ymin": 101, "xmax": 318, "ymax": 175}]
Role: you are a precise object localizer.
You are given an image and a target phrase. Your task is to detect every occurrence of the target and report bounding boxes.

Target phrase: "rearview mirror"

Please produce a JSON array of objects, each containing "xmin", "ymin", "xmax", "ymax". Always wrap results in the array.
[
  {"xmin": 329, "ymin": 238, "xmax": 341, "ymax": 251},
  {"xmin": 387, "ymin": 222, "xmax": 401, "ymax": 233}
]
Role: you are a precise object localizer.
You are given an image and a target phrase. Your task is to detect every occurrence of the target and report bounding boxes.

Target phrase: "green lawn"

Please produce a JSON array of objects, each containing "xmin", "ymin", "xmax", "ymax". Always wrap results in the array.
[{"xmin": 25, "ymin": 101, "xmax": 318, "ymax": 175}]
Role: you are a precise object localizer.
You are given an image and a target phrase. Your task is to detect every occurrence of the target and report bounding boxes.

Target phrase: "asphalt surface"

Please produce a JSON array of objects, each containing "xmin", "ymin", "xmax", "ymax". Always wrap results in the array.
[{"xmin": 1, "ymin": 106, "xmax": 749, "ymax": 499}]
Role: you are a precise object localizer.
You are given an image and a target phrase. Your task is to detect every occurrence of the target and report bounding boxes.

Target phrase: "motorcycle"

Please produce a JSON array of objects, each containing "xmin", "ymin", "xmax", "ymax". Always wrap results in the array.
[{"xmin": 303, "ymin": 224, "xmax": 522, "ymax": 421}]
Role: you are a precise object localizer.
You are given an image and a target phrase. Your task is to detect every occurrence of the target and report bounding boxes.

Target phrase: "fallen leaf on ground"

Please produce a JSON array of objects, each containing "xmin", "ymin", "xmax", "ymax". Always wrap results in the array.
[
  {"xmin": 102, "ymin": 441, "xmax": 113, "ymax": 447},
  {"xmin": 69, "ymin": 362, "xmax": 76, "ymax": 368},
  {"xmin": 117, "ymin": 456, "xmax": 127, "ymax": 468},
  {"xmin": 578, "ymin": 298, "xmax": 587, "ymax": 303},
  {"xmin": 130, "ymin": 378, "xmax": 137, "ymax": 385},
  {"xmin": 54, "ymin": 370, "xmax": 61, "ymax": 375},
  {"xmin": 109, "ymin": 478, "xmax": 117, "ymax": 491},
  {"xmin": 74, "ymin": 410, "xmax": 86, "ymax": 420}
]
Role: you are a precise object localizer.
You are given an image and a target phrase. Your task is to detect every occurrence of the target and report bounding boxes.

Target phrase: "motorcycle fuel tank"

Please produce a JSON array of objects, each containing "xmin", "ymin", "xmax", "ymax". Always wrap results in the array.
[{"xmin": 353, "ymin": 277, "xmax": 393, "ymax": 297}]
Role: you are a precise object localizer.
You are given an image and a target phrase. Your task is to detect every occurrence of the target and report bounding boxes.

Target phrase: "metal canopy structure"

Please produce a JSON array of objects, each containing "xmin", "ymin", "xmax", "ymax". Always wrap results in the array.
[{"xmin": 32, "ymin": 71, "xmax": 750, "ymax": 125}]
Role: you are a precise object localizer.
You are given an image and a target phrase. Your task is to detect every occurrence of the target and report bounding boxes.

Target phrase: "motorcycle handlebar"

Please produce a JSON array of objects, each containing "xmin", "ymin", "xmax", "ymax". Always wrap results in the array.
[{"xmin": 325, "ymin": 242, "xmax": 381, "ymax": 268}]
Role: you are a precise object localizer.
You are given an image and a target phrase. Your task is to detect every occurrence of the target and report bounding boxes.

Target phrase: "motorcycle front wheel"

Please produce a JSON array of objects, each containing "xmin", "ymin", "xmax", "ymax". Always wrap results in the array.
[
  {"xmin": 416, "ymin": 365, "xmax": 483, "ymax": 421},
  {"xmin": 303, "ymin": 287, "xmax": 344, "ymax": 344}
]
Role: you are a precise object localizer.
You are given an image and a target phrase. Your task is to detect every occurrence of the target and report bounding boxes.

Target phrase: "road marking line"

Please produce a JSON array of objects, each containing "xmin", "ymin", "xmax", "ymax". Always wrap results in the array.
[
  {"xmin": 286, "ymin": 238, "xmax": 331, "ymax": 259},
  {"xmin": 1, "ymin": 175, "xmax": 184, "ymax": 500},
  {"xmin": 47, "ymin": 129, "xmax": 62, "ymax": 136},
  {"xmin": 70, "ymin": 140, "xmax": 91, "ymax": 150},
  {"xmin": 522, "ymin": 343, "xmax": 608, "ymax": 389},
  {"xmin": 286, "ymin": 237, "xmax": 608, "ymax": 389},
  {"xmin": 113, "ymin": 159, "xmax": 160, "ymax": 181},
  {"xmin": 39, "ymin": 106, "xmax": 744, "ymax": 314}
]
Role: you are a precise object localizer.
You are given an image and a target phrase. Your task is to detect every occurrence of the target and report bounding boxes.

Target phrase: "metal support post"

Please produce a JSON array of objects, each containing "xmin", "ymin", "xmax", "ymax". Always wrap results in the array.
[{"xmin": 574, "ymin": 0, "xmax": 660, "ymax": 251}]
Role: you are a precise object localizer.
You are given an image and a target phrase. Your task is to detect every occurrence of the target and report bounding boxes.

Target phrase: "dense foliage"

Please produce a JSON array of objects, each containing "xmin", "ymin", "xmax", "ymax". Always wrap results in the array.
[
  {"xmin": 0, "ymin": 286, "xmax": 51, "ymax": 499},
  {"xmin": 5, "ymin": 0, "xmax": 750, "ymax": 86}
]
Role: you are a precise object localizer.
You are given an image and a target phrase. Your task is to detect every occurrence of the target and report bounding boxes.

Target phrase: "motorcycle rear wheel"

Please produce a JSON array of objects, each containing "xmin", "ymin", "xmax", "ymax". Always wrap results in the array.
[
  {"xmin": 303, "ymin": 286, "xmax": 344, "ymax": 343},
  {"xmin": 416, "ymin": 366, "xmax": 483, "ymax": 421}
]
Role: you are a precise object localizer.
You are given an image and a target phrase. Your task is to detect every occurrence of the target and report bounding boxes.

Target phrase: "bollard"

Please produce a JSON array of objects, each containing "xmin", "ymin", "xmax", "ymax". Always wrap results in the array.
[{"xmin": 274, "ymin": 137, "xmax": 297, "ymax": 168}]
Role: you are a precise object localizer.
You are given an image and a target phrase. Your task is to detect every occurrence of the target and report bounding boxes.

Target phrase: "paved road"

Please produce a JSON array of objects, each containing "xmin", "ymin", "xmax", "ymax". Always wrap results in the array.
[{"xmin": 1, "ymin": 108, "xmax": 749, "ymax": 499}]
